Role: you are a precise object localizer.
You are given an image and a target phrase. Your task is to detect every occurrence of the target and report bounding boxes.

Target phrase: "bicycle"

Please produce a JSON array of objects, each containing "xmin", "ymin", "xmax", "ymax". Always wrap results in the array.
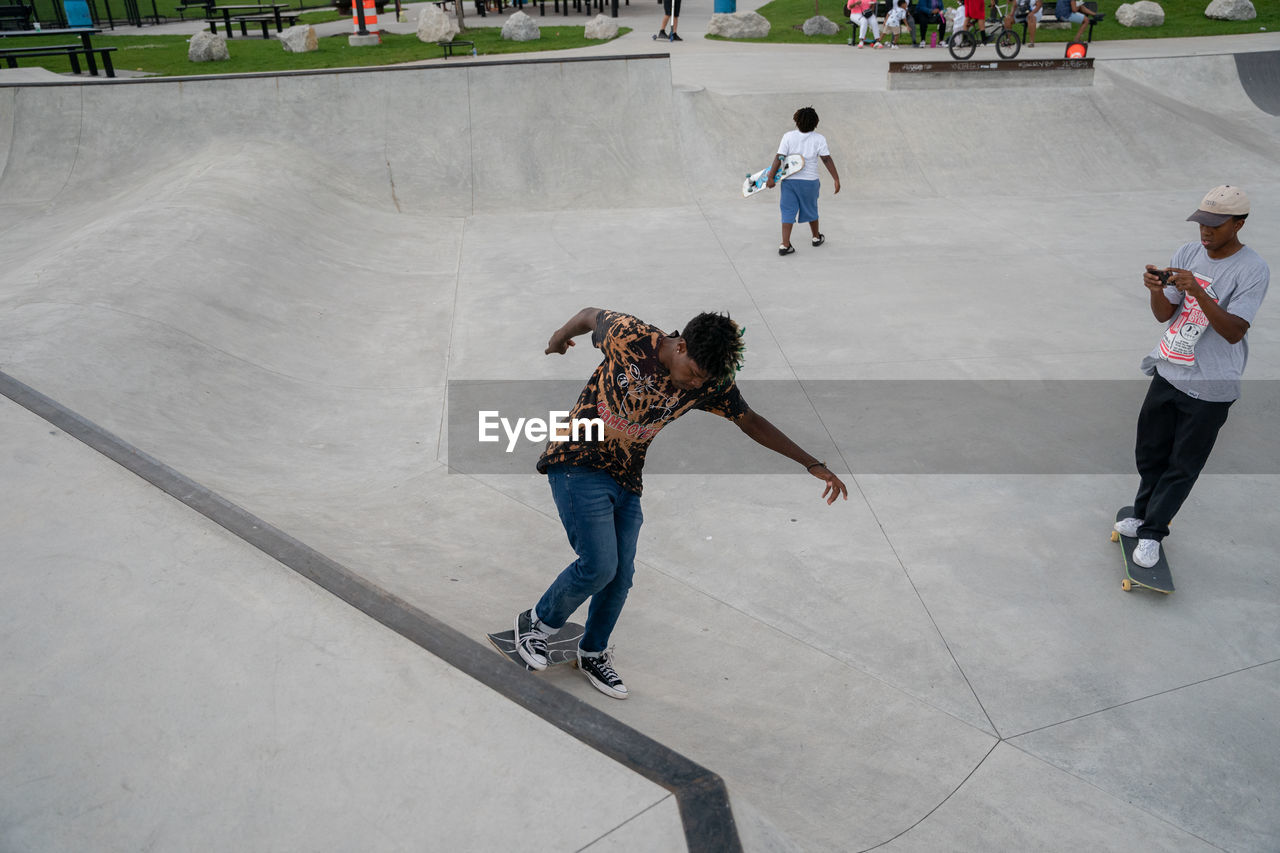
[{"xmin": 948, "ymin": 0, "xmax": 1021, "ymax": 60}]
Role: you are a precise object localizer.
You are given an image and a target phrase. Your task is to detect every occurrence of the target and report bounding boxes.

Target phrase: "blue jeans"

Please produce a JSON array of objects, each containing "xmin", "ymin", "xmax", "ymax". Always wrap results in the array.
[{"xmin": 535, "ymin": 465, "xmax": 643, "ymax": 653}]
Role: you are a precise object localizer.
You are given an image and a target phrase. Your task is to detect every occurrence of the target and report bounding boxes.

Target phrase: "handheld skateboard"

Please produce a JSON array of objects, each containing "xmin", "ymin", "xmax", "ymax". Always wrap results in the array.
[
  {"xmin": 1110, "ymin": 506, "xmax": 1175, "ymax": 594},
  {"xmin": 742, "ymin": 154, "xmax": 805, "ymax": 198},
  {"xmin": 487, "ymin": 621, "xmax": 586, "ymax": 670}
]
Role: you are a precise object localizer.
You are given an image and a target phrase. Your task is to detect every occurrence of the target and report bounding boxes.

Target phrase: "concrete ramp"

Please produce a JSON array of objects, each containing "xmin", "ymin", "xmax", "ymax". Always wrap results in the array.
[
  {"xmin": 3, "ymin": 46, "xmax": 1280, "ymax": 852},
  {"xmin": 0, "ymin": 57, "xmax": 686, "ymax": 213},
  {"xmin": 1236, "ymin": 49, "xmax": 1280, "ymax": 116}
]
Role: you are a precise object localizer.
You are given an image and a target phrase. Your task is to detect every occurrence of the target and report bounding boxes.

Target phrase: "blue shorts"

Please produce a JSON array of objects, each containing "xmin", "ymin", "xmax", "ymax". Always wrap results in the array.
[{"xmin": 780, "ymin": 179, "xmax": 820, "ymax": 223}]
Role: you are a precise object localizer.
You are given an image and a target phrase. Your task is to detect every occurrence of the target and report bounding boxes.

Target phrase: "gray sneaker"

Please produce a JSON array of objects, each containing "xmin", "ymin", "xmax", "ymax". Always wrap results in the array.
[
  {"xmin": 515, "ymin": 610, "xmax": 549, "ymax": 671},
  {"xmin": 1133, "ymin": 538, "xmax": 1161, "ymax": 568},
  {"xmin": 577, "ymin": 649, "xmax": 628, "ymax": 699},
  {"xmin": 1114, "ymin": 517, "xmax": 1143, "ymax": 538}
]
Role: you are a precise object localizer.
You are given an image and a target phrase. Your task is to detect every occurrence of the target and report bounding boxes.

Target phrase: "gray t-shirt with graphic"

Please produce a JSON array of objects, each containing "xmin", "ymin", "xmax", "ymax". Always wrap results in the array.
[{"xmin": 1140, "ymin": 242, "xmax": 1270, "ymax": 402}]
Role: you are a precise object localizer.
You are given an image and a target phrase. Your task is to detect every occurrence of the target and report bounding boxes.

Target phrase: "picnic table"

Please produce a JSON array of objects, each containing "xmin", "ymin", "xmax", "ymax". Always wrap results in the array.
[
  {"xmin": 206, "ymin": 3, "xmax": 293, "ymax": 37},
  {"xmin": 0, "ymin": 26, "xmax": 115, "ymax": 76}
]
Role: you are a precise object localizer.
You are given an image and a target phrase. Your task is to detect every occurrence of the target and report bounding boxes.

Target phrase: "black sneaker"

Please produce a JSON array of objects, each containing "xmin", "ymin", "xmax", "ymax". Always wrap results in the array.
[
  {"xmin": 577, "ymin": 650, "xmax": 628, "ymax": 699},
  {"xmin": 669, "ymin": 31, "xmax": 682, "ymax": 41},
  {"xmin": 656, "ymin": 28, "xmax": 666, "ymax": 37},
  {"xmin": 514, "ymin": 609, "xmax": 549, "ymax": 671}
]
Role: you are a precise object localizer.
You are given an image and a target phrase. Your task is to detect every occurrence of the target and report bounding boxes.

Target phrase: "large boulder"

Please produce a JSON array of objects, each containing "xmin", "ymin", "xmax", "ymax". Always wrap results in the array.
[
  {"xmin": 277, "ymin": 24, "xmax": 318, "ymax": 52},
  {"xmin": 501, "ymin": 10, "xmax": 540, "ymax": 41},
  {"xmin": 707, "ymin": 10, "xmax": 770, "ymax": 38},
  {"xmin": 1204, "ymin": 0, "xmax": 1255, "ymax": 19},
  {"xmin": 417, "ymin": 3, "xmax": 460, "ymax": 42},
  {"xmin": 584, "ymin": 13, "xmax": 619, "ymax": 39},
  {"xmin": 802, "ymin": 14, "xmax": 839, "ymax": 35},
  {"xmin": 1115, "ymin": 1, "xmax": 1163, "ymax": 26},
  {"xmin": 188, "ymin": 31, "xmax": 229, "ymax": 62}
]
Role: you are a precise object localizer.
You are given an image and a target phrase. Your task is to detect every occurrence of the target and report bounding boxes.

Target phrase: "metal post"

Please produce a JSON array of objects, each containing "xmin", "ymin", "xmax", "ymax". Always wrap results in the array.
[{"xmin": 354, "ymin": 0, "xmax": 367, "ymax": 34}]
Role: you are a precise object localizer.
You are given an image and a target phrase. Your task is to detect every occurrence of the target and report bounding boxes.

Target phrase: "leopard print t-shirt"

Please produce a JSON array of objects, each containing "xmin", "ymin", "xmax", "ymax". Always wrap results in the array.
[{"xmin": 536, "ymin": 310, "xmax": 749, "ymax": 494}]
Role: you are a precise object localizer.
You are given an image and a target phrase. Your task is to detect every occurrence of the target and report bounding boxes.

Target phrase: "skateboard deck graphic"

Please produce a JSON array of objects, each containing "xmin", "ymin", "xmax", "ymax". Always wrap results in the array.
[
  {"xmin": 487, "ymin": 621, "xmax": 586, "ymax": 670},
  {"xmin": 742, "ymin": 154, "xmax": 805, "ymax": 198},
  {"xmin": 1111, "ymin": 506, "xmax": 1175, "ymax": 594}
]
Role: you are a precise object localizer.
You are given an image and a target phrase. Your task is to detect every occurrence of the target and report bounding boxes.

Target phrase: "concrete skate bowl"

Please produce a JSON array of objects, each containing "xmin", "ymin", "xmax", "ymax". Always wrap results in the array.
[
  {"xmin": 2, "ymin": 51, "xmax": 1280, "ymax": 852},
  {"xmin": 1236, "ymin": 49, "xmax": 1280, "ymax": 116}
]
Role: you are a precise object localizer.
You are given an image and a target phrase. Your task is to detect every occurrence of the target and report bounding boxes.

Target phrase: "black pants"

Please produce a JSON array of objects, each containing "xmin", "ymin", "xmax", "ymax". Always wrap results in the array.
[
  {"xmin": 1133, "ymin": 372, "xmax": 1233, "ymax": 541},
  {"xmin": 914, "ymin": 9, "xmax": 943, "ymax": 41},
  {"xmin": 662, "ymin": 0, "xmax": 680, "ymax": 16}
]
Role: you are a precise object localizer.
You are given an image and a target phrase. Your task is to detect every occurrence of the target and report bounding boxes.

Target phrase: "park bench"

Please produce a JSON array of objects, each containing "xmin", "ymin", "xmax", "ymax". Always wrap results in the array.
[
  {"xmin": 176, "ymin": 0, "xmax": 215, "ymax": 19},
  {"xmin": 0, "ymin": 41, "xmax": 116, "ymax": 75},
  {"xmin": 0, "ymin": 3, "xmax": 33, "ymax": 28},
  {"xmin": 229, "ymin": 10, "xmax": 300, "ymax": 36},
  {"xmin": 205, "ymin": 4, "xmax": 293, "ymax": 37}
]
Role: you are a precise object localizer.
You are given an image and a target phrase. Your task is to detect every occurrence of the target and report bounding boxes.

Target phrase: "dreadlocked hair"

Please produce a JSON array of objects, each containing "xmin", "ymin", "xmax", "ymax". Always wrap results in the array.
[
  {"xmin": 794, "ymin": 107, "xmax": 819, "ymax": 133},
  {"xmin": 682, "ymin": 312, "xmax": 745, "ymax": 386}
]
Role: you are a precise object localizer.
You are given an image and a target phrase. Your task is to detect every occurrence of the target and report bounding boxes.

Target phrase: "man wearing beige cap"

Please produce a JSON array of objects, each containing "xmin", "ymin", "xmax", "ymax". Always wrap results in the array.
[{"xmin": 1116, "ymin": 185, "xmax": 1270, "ymax": 568}]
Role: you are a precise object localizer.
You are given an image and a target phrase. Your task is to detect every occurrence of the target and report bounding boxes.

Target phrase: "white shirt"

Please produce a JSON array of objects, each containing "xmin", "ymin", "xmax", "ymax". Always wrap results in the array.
[
  {"xmin": 776, "ymin": 130, "xmax": 830, "ymax": 182},
  {"xmin": 885, "ymin": 6, "xmax": 908, "ymax": 25}
]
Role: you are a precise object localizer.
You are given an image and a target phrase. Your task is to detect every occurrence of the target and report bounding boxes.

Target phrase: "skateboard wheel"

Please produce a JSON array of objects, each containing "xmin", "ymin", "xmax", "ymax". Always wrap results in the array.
[
  {"xmin": 1110, "ymin": 531, "xmax": 1119, "ymax": 543},
  {"xmin": 1121, "ymin": 579, "xmax": 1132, "ymax": 591}
]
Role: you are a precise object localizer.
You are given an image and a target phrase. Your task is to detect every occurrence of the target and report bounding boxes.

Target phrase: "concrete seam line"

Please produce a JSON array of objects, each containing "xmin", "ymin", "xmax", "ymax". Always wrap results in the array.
[{"xmin": 0, "ymin": 369, "xmax": 741, "ymax": 853}]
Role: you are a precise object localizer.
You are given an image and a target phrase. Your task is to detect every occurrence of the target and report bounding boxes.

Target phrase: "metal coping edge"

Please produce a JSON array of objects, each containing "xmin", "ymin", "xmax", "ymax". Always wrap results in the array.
[
  {"xmin": 0, "ymin": 51, "xmax": 672, "ymax": 87},
  {"xmin": 0, "ymin": 368, "xmax": 741, "ymax": 853}
]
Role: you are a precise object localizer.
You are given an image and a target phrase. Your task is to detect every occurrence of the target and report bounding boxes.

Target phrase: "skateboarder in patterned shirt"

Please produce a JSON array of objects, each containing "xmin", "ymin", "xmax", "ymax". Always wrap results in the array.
[
  {"xmin": 513, "ymin": 308, "xmax": 847, "ymax": 698},
  {"xmin": 1116, "ymin": 186, "xmax": 1269, "ymax": 568}
]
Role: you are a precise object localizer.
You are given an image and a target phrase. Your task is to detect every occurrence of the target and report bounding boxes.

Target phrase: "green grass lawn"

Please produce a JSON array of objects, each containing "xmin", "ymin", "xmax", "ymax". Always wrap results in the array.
[
  {"xmin": 716, "ymin": 0, "xmax": 1279, "ymax": 44},
  {"xmin": 2, "ymin": 26, "xmax": 630, "ymax": 76}
]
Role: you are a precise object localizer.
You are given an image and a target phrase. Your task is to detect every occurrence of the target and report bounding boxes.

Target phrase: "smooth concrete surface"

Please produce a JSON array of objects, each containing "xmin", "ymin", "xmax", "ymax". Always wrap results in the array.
[
  {"xmin": 2, "ymin": 26, "xmax": 1280, "ymax": 853},
  {"xmin": 0, "ymin": 397, "xmax": 681, "ymax": 851}
]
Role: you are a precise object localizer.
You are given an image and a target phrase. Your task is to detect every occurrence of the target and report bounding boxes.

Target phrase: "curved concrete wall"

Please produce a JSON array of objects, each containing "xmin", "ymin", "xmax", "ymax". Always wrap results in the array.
[
  {"xmin": 2, "ymin": 52, "xmax": 1278, "ymax": 213},
  {"xmin": 0, "ymin": 56, "xmax": 687, "ymax": 213}
]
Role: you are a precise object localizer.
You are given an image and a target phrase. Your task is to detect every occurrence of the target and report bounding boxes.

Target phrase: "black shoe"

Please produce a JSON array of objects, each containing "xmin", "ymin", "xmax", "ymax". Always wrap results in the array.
[
  {"xmin": 514, "ymin": 609, "xmax": 549, "ymax": 671},
  {"xmin": 578, "ymin": 650, "xmax": 628, "ymax": 699},
  {"xmin": 669, "ymin": 31, "xmax": 682, "ymax": 40},
  {"xmin": 779, "ymin": 244, "xmax": 795, "ymax": 256},
  {"xmin": 812, "ymin": 233, "xmax": 825, "ymax": 247},
  {"xmin": 656, "ymin": 28, "xmax": 666, "ymax": 37}
]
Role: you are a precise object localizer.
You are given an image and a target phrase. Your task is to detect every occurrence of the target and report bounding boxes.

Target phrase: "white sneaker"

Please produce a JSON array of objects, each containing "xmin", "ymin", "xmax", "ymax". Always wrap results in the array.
[
  {"xmin": 890, "ymin": 43, "xmax": 899, "ymax": 48},
  {"xmin": 1114, "ymin": 517, "xmax": 1143, "ymax": 538},
  {"xmin": 1133, "ymin": 538, "xmax": 1161, "ymax": 568}
]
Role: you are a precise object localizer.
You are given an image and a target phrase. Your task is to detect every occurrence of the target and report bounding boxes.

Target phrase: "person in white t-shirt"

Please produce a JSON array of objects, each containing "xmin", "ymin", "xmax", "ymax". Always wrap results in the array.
[
  {"xmin": 945, "ymin": 0, "xmax": 966, "ymax": 43},
  {"xmin": 882, "ymin": 0, "xmax": 912, "ymax": 47},
  {"xmin": 765, "ymin": 107, "xmax": 841, "ymax": 256},
  {"xmin": 1116, "ymin": 185, "xmax": 1270, "ymax": 569}
]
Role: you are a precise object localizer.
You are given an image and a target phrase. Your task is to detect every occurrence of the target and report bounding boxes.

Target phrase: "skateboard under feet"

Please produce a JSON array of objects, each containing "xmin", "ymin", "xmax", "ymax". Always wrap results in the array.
[
  {"xmin": 1111, "ymin": 506, "xmax": 1175, "ymax": 594},
  {"xmin": 487, "ymin": 621, "xmax": 586, "ymax": 670}
]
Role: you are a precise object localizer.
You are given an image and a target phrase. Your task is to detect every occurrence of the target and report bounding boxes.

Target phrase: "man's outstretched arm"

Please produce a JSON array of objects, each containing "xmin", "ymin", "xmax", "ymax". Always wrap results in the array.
[
  {"xmin": 735, "ymin": 410, "xmax": 849, "ymax": 505},
  {"xmin": 545, "ymin": 307, "xmax": 603, "ymax": 355}
]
